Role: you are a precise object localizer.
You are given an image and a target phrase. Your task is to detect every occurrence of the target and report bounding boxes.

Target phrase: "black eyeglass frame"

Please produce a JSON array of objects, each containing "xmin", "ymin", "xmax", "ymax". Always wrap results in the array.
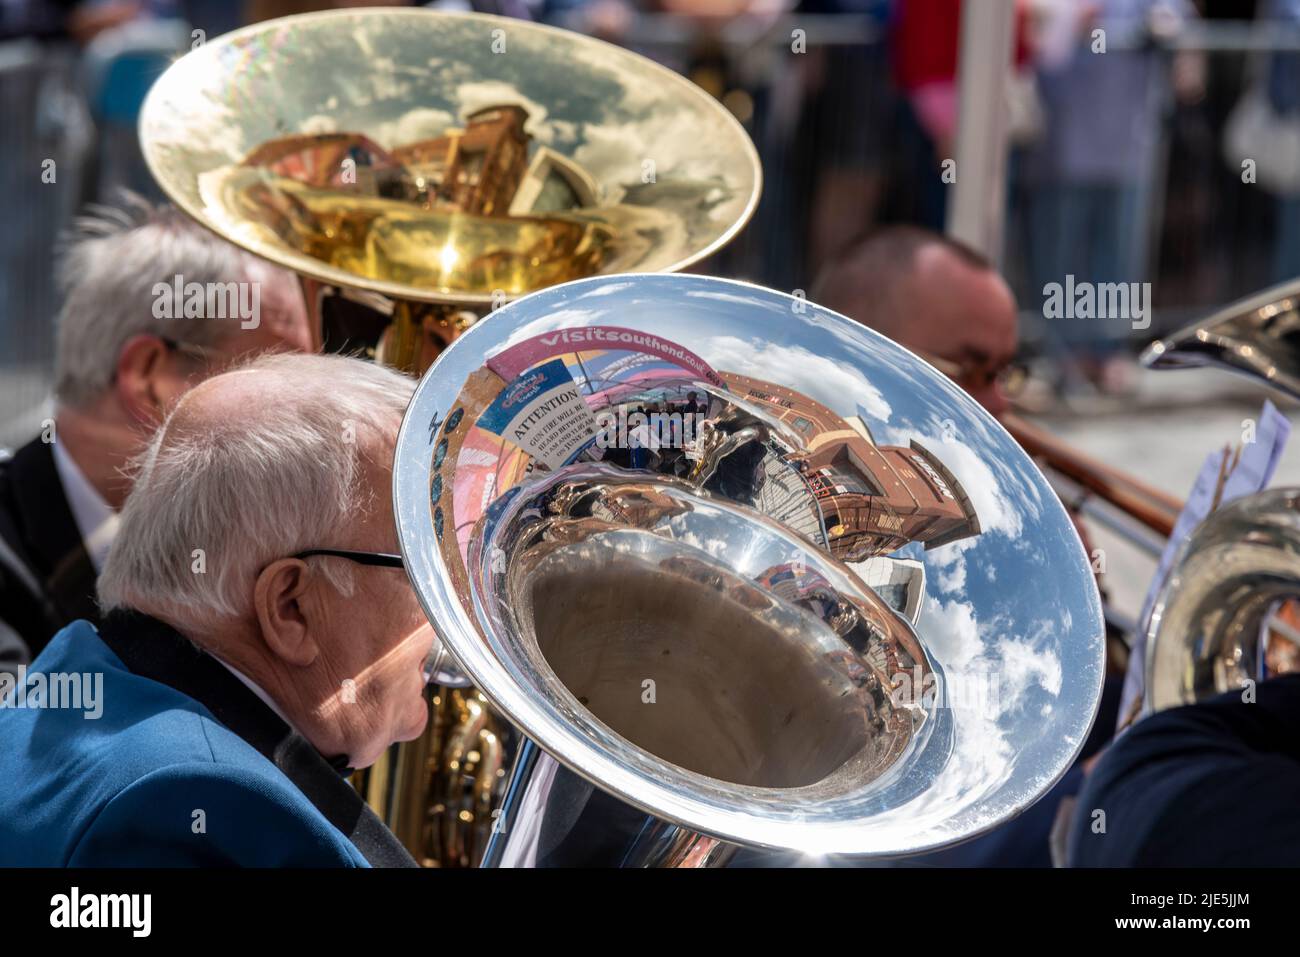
[
  {"xmin": 293, "ymin": 548, "xmax": 406, "ymax": 569},
  {"xmin": 159, "ymin": 336, "xmax": 219, "ymax": 362}
]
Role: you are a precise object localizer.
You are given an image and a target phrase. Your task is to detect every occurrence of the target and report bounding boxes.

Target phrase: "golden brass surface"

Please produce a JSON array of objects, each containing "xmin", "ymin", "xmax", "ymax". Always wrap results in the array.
[{"xmin": 139, "ymin": 8, "xmax": 761, "ymax": 311}]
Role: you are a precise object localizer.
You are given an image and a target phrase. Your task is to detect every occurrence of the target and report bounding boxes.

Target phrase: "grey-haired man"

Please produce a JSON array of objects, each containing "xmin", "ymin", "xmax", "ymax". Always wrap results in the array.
[
  {"xmin": 0, "ymin": 194, "xmax": 312, "ymax": 675},
  {"xmin": 0, "ymin": 353, "xmax": 431, "ymax": 866}
]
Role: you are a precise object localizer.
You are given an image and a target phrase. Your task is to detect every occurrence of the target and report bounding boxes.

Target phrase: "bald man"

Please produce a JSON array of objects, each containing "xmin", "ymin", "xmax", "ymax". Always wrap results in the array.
[{"xmin": 811, "ymin": 225, "xmax": 1020, "ymax": 417}]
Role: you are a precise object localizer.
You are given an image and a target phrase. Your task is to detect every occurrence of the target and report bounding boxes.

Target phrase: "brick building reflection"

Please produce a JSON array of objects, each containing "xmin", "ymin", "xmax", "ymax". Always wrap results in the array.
[
  {"xmin": 718, "ymin": 372, "xmax": 981, "ymax": 562},
  {"xmin": 240, "ymin": 104, "xmax": 598, "ymax": 218},
  {"xmin": 394, "ymin": 105, "xmax": 530, "ymax": 216}
]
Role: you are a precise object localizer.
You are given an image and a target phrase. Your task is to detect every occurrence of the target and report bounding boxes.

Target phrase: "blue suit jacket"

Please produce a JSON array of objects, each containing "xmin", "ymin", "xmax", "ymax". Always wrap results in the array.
[{"xmin": 0, "ymin": 621, "xmax": 371, "ymax": 867}]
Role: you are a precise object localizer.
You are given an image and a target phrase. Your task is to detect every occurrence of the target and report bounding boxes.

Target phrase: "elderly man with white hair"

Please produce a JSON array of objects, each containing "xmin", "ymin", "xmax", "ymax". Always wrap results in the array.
[
  {"xmin": 0, "ymin": 194, "xmax": 313, "ymax": 677},
  {"xmin": 0, "ymin": 353, "xmax": 432, "ymax": 866}
]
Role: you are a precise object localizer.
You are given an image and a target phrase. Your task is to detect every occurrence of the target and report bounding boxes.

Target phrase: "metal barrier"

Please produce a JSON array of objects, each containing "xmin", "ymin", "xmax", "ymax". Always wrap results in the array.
[{"xmin": 0, "ymin": 41, "xmax": 90, "ymax": 449}]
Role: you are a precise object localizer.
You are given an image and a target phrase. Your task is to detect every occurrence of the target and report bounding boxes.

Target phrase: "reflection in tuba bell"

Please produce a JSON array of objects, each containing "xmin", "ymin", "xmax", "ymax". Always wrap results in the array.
[
  {"xmin": 138, "ymin": 8, "xmax": 760, "ymax": 374},
  {"xmin": 393, "ymin": 273, "xmax": 1106, "ymax": 865},
  {"xmin": 138, "ymin": 8, "xmax": 761, "ymax": 866},
  {"xmin": 1141, "ymin": 488, "xmax": 1300, "ymax": 714}
]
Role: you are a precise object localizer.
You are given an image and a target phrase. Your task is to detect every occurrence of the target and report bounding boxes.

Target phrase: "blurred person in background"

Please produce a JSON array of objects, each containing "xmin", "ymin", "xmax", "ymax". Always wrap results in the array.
[
  {"xmin": 0, "ymin": 1, "xmax": 169, "ymax": 43},
  {"xmin": 1024, "ymin": 0, "xmax": 1199, "ymax": 396},
  {"xmin": 1242, "ymin": 0, "xmax": 1300, "ymax": 283},
  {"xmin": 0, "ymin": 194, "xmax": 312, "ymax": 677},
  {"xmin": 747, "ymin": 0, "xmax": 895, "ymax": 291},
  {"xmin": 890, "ymin": 0, "xmax": 1036, "ymax": 231}
]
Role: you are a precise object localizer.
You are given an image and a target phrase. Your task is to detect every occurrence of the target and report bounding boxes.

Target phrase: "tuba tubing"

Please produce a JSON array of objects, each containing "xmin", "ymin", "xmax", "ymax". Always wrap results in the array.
[{"xmin": 1143, "ymin": 488, "xmax": 1300, "ymax": 713}]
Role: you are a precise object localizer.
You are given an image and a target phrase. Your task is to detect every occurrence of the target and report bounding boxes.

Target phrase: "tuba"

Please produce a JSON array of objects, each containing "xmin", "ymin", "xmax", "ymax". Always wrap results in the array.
[
  {"xmin": 1138, "ymin": 280, "xmax": 1300, "ymax": 715},
  {"xmin": 393, "ymin": 273, "xmax": 1107, "ymax": 865},
  {"xmin": 1142, "ymin": 278, "xmax": 1300, "ymax": 400},
  {"xmin": 138, "ymin": 7, "xmax": 761, "ymax": 865},
  {"xmin": 137, "ymin": 8, "xmax": 760, "ymax": 373}
]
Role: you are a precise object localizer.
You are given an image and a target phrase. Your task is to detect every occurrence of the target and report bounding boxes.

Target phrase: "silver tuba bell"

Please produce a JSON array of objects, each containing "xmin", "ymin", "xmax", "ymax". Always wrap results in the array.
[
  {"xmin": 1140, "ymin": 280, "xmax": 1300, "ymax": 715},
  {"xmin": 1143, "ymin": 489, "xmax": 1300, "ymax": 714},
  {"xmin": 1142, "ymin": 277, "xmax": 1300, "ymax": 400},
  {"xmin": 393, "ymin": 273, "xmax": 1105, "ymax": 865}
]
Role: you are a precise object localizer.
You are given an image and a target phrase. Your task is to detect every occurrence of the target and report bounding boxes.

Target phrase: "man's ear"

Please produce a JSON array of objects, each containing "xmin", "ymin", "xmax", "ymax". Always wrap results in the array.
[
  {"xmin": 254, "ymin": 558, "xmax": 320, "ymax": 668},
  {"xmin": 113, "ymin": 334, "xmax": 172, "ymax": 425}
]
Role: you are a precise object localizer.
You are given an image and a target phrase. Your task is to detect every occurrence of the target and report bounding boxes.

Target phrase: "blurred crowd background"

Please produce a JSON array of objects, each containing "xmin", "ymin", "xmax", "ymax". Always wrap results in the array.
[{"xmin": 4, "ymin": 0, "xmax": 1300, "ymax": 627}]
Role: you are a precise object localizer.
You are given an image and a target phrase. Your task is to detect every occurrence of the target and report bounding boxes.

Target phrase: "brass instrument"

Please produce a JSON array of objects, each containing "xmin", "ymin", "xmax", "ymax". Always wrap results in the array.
[
  {"xmin": 1143, "ymin": 277, "xmax": 1300, "ymax": 400},
  {"xmin": 1001, "ymin": 412, "xmax": 1182, "ymax": 540},
  {"xmin": 138, "ymin": 8, "xmax": 761, "ymax": 866},
  {"xmin": 138, "ymin": 8, "xmax": 759, "ymax": 371},
  {"xmin": 393, "ymin": 273, "xmax": 1107, "ymax": 865},
  {"xmin": 1141, "ymin": 489, "xmax": 1300, "ymax": 713},
  {"xmin": 1137, "ymin": 279, "xmax": 1300, "ymax": 714}
]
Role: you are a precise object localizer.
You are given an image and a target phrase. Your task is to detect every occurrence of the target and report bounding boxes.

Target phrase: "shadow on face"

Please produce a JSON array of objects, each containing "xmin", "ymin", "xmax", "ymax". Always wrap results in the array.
[{"xmin": 296, "ymin": 457, "xmax": 432, "ymax": 768}]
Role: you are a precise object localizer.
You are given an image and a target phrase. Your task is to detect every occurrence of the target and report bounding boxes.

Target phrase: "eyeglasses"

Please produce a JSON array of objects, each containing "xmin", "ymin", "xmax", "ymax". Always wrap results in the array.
[
  {"xmin": 913, "ymin": 348, "xmax": 1029, "ymax": 398},
  {"xmin": 159, "ymin": 337, "xmax": 220, "ymax": 363},
  {"xmin": 294, "ymin": 548, "xmax": 406, "ymax": 569}
]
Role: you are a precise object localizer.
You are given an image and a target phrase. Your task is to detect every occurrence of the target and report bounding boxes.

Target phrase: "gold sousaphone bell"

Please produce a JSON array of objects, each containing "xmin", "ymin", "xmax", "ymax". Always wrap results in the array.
[
  {"xmin": 139, "ymin": 7, "xmax": 761, "ymax": 865},
  {"xmin": 139, "ymin": 7, "xmax": 760, "ymax": 374}
]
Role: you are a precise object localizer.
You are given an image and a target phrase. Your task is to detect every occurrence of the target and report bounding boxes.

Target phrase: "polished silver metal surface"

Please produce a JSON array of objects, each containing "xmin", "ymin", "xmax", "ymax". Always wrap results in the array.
[
  {"xmin": 1144, "ymin": 488, "xmax": 1300, "ymax": 714},
  {"xmin": 1141, "ymin": 278, "xmax": 1300, "ymax": 399},
  {"xmin": 482, "ymin": 466, "xmax": 938, "ymax": 787},
  {"xmin": 394, "ymin": 273, "xmax": 1105, "ymax": 859}
]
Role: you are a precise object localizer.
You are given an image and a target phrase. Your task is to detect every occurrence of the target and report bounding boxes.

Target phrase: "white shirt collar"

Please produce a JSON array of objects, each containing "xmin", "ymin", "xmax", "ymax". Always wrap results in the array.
[
  {"xmin": 212, "ymin": 657, "xmax": 298, "ymax": 733},
  {"xmin": 50, "ymin": 440, "xmax": 120, "ymax": 574}
]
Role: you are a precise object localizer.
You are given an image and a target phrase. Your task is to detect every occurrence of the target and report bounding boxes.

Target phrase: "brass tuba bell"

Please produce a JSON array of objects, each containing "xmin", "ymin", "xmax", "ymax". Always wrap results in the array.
[{"xmin": 138, "ymin": 7, "xmax": 761, "ymax": 374}]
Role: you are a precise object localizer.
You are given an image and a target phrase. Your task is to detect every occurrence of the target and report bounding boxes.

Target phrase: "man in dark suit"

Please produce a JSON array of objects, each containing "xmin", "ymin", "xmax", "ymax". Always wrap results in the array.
[
  {"xmin": 0, "ymin": 353, "xmax": 432, "ymax": 866},
  {"xmin": 1068, "ymin": 674, "xmax": 1300, "ymax": 866},
  {"xmin": 0, "ymin": 194, "xmax": 312, "ymax": 675}
]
